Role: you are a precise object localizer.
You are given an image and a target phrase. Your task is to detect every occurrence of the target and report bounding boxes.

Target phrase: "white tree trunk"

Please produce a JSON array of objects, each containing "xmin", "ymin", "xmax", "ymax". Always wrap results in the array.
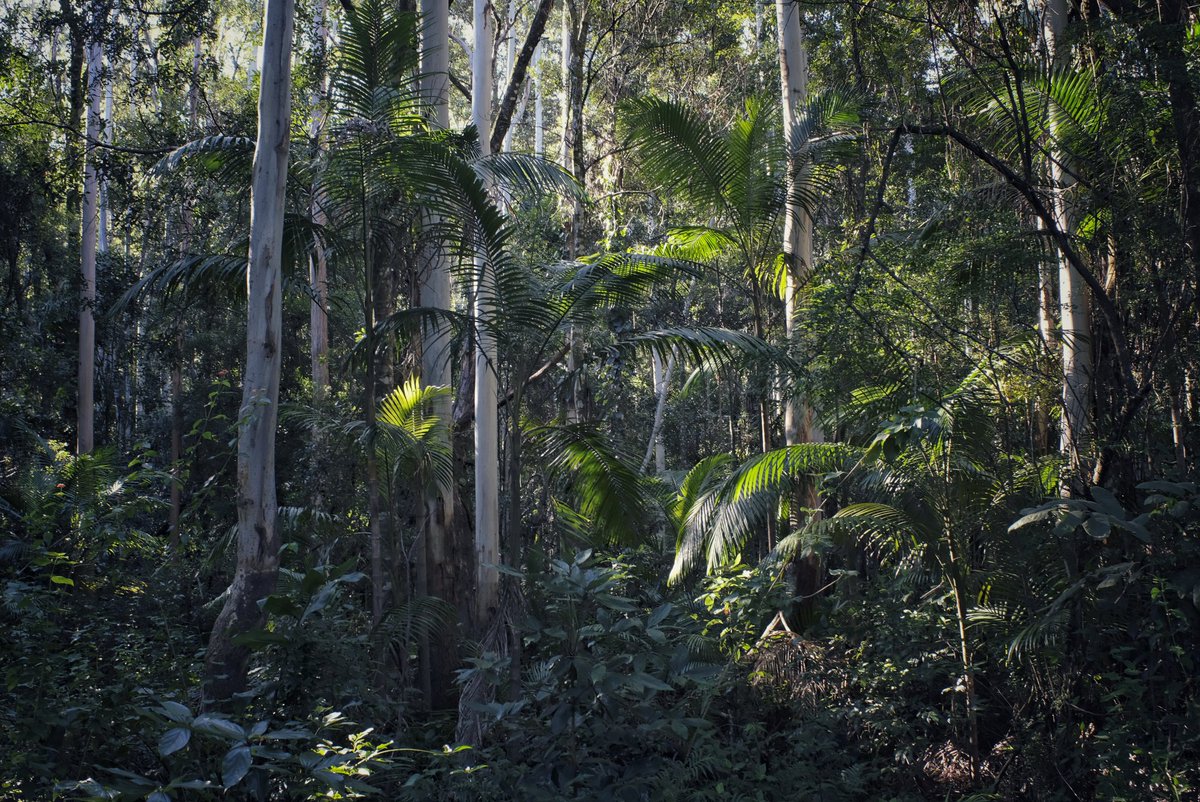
[
  {"xmin": 559, "ymin": 2, "xmax": 571, "ymax": 168},
  {"xmin": 641, "ymin": 349, "xmax": 673, "ymax": 474},
  {"xmin": 777, "ymin": 0, "xmax": 826, "ymax": 627},
  {"xmin": 78, "ymin": 36, "xmax": 102, "ymax": 455},
  {"xmin": 419, "ymin": 0, "xmax": 461, "ymax": 709},
  {"xmin": 205, "ymin": 0, "xmax": 294, "ymax": 703},
  {"xmin": 776, "ymin": 0, "xmax": 813, "ymax": 450},
  {"xmin": 533, "ymin": 43, "xmax": 544, "ymax": 156},
  {"xmin": 473, "ymin": 0, "xmax": 500, "ymax": 626},
  {"xmin": 1045, "ymin": 0, "xmax": 1092, "ymax": 483},
  {"xmin": 99, "ymin": 49, "xmax": 112, "ymax": 255}
]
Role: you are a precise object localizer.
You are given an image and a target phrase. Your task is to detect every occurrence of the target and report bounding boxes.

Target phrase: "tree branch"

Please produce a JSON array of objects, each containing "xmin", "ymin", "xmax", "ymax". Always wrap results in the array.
[
  {"xmin": 896, "ymin": 122, "xmax": 1137, "ymax": 398},
  {"xmin": 490, "ymin": 0, "xmax": 555, "ymax": 152}
]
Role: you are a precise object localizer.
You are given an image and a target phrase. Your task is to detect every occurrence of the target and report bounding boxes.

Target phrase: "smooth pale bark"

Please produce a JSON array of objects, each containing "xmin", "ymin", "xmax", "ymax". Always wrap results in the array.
[
  {"xmin": 641, "ymin": 349, "xmax": 672, "ymax": 474},
  {"xmin": 777, "ymin": 0, "xmax": 825, "ymax": 618},
  {"xmin": 777, "ymin": 0, "xmax": 809, "ymax": 451},
  {"xmin": 78, "ymin": 36, "xmax": 101, "ymax": 455},
  {"xmin": 419, "ymin": 0, "xmax": 461, "ymax": 709},
  {"xmin": 309, "ymin": 0, "xmax": 330, "ymax": 401},
  {"xmin": 559, "ymin": 2, "xmax": 571, "ymax": 168},
  {"xmin": 533, "ymin": 43, "xmax": 544, "ymax": 156},
  {"xmin": 473, "ymin": 0, "xmax": 500, "ymax": 627},
  {"xmin": 641, "ymin": 280, "xmax": 697, "ymax": 475},
  {"xmin": 205, "ymin": 0, "xmax": 294, "ymax": 704},
  {"xmin": 141, "ymin": 28, "xmax": 161, "ymax": 108},
  {"xmin": 99, "ymin": 51, "xmax": 112, "ymax": 255},
  {"xmin": 560, "ymin": 0, "xmax": 587, "ymax": 420},
  {"xmin": 1045, "ymin": 0, "xmax": 1092, "ymax": 485}
]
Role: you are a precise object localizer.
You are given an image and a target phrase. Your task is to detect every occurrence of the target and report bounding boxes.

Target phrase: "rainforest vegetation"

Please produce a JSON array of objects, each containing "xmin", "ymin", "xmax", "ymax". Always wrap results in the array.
[{"xmin": 2, "ymin": 0, "xmax": 1199, "ymax": 798}]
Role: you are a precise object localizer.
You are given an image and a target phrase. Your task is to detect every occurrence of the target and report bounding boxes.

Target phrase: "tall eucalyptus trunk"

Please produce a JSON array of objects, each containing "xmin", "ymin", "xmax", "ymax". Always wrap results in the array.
[
  {"xmin": 559, "ymin": 3, "xmax": 571, "ymax": 168},
  {"xmin": 777, "ymin": 0, "xmax": 824, "ymax": 615},
  {"xmin": 78, "ymin": 28, "xmax": 101, "ymax": 455},
  {"xmin": 205, "ymin": 0, "xmax": 294, "ymax": 704},
  {"xmin": 561, "ymin": 0, "xmax": 586, "ymax": 422},
  {"xmin": 1045, "ymin": 0, "xmax": 1092, "ymax": 489},
  {"xmin": 533, "ymin": 43, "xmax": 544, "ymax": 156},
  {"xmin": 642, "ymin": 349, "xmax": 671, "ymax": 474},
  {"xmin": 419, "ymin": 0, "xmax": 463, "ymax": 708},
  {"xmin": 473, "ymin": 0, "xmax": 500, "ymax": 628},
  {"xmin": 99, "ymin": 48, "xmax": 112, "ymax": 255}
]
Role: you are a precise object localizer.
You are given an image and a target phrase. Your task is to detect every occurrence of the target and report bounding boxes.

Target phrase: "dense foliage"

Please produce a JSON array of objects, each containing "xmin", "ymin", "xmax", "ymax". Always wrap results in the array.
[{"xmin": 2, "ymin": 0, "xmax": 1199, "ymax": 799}]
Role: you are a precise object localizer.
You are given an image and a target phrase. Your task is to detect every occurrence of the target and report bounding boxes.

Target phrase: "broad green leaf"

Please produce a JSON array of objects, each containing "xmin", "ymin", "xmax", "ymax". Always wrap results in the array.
[
  {"xmin": 221, "ymin": 745, "xmax": 252, "ymax": 787},
  {"xmin": 193, "ymin": 714, "xmax": 246, "ymax": 742},
  {"xmin": 158, "ymin": 701, "xmax": 193, "ymax": 724},
  {"xmin": 158, "ymin": 727, "xmax": 190, "ymax": 757}
]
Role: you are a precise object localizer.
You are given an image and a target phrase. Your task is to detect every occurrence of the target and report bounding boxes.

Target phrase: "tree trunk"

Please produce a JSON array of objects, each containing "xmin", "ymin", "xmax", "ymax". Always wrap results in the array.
[
  {"xmin": 1034, "ymin": 216, "xmax": 1057, "ymax": 454},
  {"xmin": 1146, "ymin": 0, "xmax": 1200, "ymax": 300},
  {"xmin": 419, "ymin": 0, "xmax": 463, "ymax": 710},
  {"xmin": 1045, "ymin": 0, "xmax": 1093, "ymax": 492},
  {"xmin": 559, "ymin": 1, "xmax": 572, "ymax": 168},
  {"xmin": 567, "ymin": 2, "xmax": 587, "ymax": 187},
  {"xmin": 491, "ymin": 0, "xmax": 555, "ymax": 153},
  {"xmin": 205, "ymin": 0, "xmax": 294, "ymax": 704},
  {"xmin": 99, "ymin": 46, "xmax": 112, "ymax": 256},
  {"xmin": 642, "ymin": 349, "xmax": 672, "ymax": 474},
  {"xmin": 63, "ymin": 1, "xmax": 83, "ymax": 256},
  {"xmin": 77, "ymin": 32, "xmax": 101, "ymax": 455},
  {"xmin": 777, "ymin": 0, "xmax": 823, "ymax": 619},
  {"xmin": 777, "ymin": 0, "xmax": 809, "ymax": 454},
  {"xmin": 533, "ymin": 43, "xmax": 544, "ymax": 156},
  {"xmin": 473, "ymin": 0, "xmax": 501, "ymax": 629}
]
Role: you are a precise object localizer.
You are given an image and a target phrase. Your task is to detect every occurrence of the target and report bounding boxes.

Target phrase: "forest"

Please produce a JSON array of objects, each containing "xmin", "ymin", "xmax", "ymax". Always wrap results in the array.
[{"xmin": 1, "ymin": 0, "xmax": 1199, "ymax": 798}]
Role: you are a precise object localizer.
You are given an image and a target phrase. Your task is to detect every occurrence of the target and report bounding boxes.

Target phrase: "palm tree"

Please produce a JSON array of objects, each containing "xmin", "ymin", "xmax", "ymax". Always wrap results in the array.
[
  {"xmin": 622, "ymin": 91, "xmax": 856, "ymax": 553},
  {"xmin": 778, "ymin": 366, "xmax": 1049, "ymax": 781}
]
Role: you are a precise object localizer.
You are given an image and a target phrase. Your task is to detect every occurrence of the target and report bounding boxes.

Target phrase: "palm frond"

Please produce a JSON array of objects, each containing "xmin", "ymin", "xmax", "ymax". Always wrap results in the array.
[
  {"xmin": 474, "ymin": 151, "xmax": 585, "ymax": 204},
  {"xmin": 376, "ymin": 378, "xmax": 454, "ymax": 496},
  {"xmin": 534, "ymin": 423, "xmax": 650, "ymax": 546},
  {"xmin": 612, "ymin": 326, "xmax": 791, "ymax": 375},
  {"xmin": 332, "ymin": 0, "xmax": 423, "ymax": 126},
  {"xmin": 621, "ymin": 96, "xmax": 738, "ymax": 220},
  {"xmin": 149, "ymin": 135, "xmax": 255, "ymax": 182}
]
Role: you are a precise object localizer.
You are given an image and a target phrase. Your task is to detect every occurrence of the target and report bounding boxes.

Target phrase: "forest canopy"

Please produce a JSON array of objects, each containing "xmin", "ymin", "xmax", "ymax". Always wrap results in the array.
[{"xmin": 2, "ymin": 0, "xmax": 1199, "ymax": 799}]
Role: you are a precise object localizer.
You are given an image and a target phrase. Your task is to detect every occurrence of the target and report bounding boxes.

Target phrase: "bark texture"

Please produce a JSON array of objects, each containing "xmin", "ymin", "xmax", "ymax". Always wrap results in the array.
[
  {"xmin": 77, "ymin": 34, "xmax": 101, "ymax": 455},
  {"xmin": 473, "ymin": 0, "xmax": 500, "ymax": 628},
  {"xmin": 205, "ymin": 0, "xmax": 294, "ymax": 704},
  {"xmin": 1045, "ymin": 0, "xmax": 1093, "ymax": 489}
]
